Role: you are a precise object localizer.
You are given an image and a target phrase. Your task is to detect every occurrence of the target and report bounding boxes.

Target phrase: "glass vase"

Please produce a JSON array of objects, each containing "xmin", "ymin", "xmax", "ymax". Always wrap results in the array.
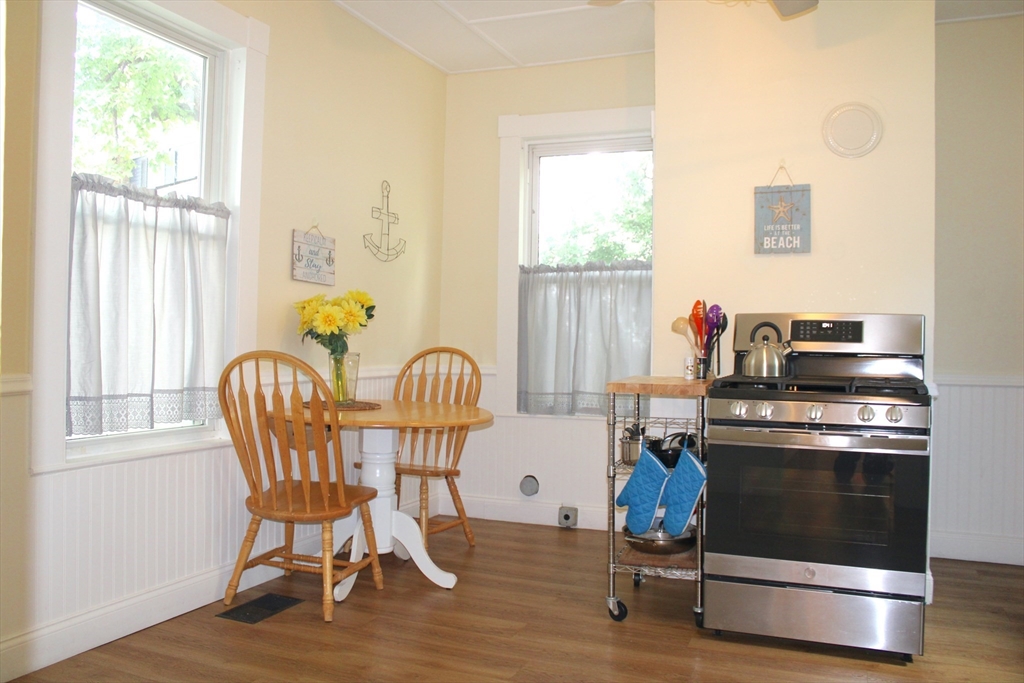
[{"xmin": 328, "ymin": 352, "xmax": 360, "ymax": 404}]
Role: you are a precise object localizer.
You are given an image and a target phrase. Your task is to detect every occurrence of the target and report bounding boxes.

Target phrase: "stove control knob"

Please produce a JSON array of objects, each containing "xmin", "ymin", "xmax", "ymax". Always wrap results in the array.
[
  {"xmin": 756, "ymin": 402, "xmax": 774, "ymax": 420},
  {"xmin": 857, "ymin": 405, "xmax": 876, "ymax": 423},
  {"xmin": 806, "ymin": 404, "xmax": 824, "ymax": 422},
  {"xmin": 885, "ymin": 406, "xmax": 904, "ymax": 424},
  {"xmin": 730, "ymin": 401, "xmax": 749, "ymax": 418}
]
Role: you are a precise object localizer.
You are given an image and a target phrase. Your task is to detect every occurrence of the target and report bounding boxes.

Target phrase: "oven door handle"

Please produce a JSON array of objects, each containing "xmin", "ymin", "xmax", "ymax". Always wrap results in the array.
[{"xmin": 707, "ymin": 425, "xmax": 930, "ymax": 455}]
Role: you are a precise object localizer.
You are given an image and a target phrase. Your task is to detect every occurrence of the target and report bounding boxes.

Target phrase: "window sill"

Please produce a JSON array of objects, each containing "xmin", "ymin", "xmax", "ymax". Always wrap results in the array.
[
  {"xmin": 505, "ymin": 412, "xmax": 606, "ymax": 421},
  {"xmin": 32, "ymin": 433, "xmax": 234, "ymax": 475}
]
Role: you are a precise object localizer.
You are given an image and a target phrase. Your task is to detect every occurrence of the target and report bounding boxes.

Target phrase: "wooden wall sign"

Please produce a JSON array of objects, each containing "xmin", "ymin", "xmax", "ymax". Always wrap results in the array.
[
  {"xmin": 292, "ymin": 226, "xmax": 336, "ymax": 285},
  {"xmin": 755, "ymin": 183, "xmax": 811, "ymax": 254}
]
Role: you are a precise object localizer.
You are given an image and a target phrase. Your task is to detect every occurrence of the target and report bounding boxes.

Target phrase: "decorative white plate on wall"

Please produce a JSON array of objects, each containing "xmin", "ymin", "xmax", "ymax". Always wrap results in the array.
[{"xmin": 822, "ymin": 102, "xmax": 882, "ymax": 158}]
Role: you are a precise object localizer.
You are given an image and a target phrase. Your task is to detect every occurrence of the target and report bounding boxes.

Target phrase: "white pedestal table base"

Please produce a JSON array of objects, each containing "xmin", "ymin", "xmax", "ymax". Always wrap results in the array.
[{"xmin": 333, "ymin": 426, "xmax": 456, "ymax": 601}]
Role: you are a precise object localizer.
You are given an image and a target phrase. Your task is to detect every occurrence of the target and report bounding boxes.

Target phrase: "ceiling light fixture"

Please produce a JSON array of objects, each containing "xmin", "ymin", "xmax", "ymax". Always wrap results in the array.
[
  {"xmin": 768, "ymin": 0, "xmax": 819, "ymax": 19},
  {"xmin": 708, "ymin": 0, "xmax": 819, "ymax": 20}
]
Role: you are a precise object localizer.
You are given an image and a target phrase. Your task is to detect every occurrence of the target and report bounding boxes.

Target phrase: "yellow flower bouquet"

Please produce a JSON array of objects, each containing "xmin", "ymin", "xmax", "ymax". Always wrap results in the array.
[
  {"xmin": 294, "ymin": 290, "xmax": 375, "ymax": 356},
  {"xmin": 294, "ymin": 291, "xmax": 375, "ymax": 402}
]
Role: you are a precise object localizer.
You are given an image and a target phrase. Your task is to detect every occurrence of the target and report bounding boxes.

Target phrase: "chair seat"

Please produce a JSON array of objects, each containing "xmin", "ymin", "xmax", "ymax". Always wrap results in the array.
[
  {"xmin": 246, "ymin": 481, "xmax": 378, "ymax": 523},
  {"xmin": 394, "ymin": 464, "xmax": 460, "ymax": 478},
  {"xmin": 356, "ymin": 461, "xmax": 461, "ymax": 478}
]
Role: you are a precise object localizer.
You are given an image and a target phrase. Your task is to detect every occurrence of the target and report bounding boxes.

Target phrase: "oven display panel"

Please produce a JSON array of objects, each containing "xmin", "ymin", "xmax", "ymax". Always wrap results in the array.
[{"xmin": 791, "ymin": 320, "xmax": 863, "ymax": 343}]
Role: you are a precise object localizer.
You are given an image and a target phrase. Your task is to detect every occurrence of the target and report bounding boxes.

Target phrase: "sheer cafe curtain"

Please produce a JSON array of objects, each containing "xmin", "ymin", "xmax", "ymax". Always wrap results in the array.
[
  {"xmin": 66, "ymin": 173, "xmax": 230, "ymax": 437},
  {"xmin": 518, "ymin": 261, "xmax": 652, "ymax": 416}
]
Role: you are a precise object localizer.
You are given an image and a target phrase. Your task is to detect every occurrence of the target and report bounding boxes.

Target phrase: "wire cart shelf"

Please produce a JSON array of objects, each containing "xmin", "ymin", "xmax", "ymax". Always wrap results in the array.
[{"xmin": 605, "ymin": 376, "xmax": 711, "ymax": 625}]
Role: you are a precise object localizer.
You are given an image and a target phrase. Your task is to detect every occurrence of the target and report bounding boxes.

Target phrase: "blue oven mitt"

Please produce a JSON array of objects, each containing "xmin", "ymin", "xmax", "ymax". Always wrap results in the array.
[
  {"xmin": 615, "ymin": 445, "xmax": 669, "ymax": 534},
  {"xmin": 662, "ymin": 448, "xmax": 707, "ymax": 537}
]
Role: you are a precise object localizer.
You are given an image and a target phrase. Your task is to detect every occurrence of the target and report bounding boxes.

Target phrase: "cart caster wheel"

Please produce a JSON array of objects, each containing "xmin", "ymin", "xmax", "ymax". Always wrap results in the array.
[
  {"xmin": 902, "ymin": 654, "xmax": 913, "ymax": 663},
  {"xmin": 694, "ymin": 612, "xmax": 704, "ymax": 628},
  {"xmin": 608, "ymin": 600, "xmax": 628, "ymax": 621},
  {"xmin": 633, "ymin": 573, "xmax": 642, "ymax": 587},
  {"xmin": 713, "ymin": 629, "xmax": 722, "ymax": 636}
]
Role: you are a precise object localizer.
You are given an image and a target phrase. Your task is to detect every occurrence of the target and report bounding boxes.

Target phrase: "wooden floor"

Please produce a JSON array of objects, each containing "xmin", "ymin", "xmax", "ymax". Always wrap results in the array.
[{"xmin": 16, "ymin": 518, "xmax": 1024, "ymax": 682}]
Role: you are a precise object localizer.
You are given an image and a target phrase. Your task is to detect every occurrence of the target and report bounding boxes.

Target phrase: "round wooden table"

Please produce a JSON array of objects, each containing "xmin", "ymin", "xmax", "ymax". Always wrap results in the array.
[{"xmin": 332, "ymin": 400, "xmax": 492, "ymax": 601}]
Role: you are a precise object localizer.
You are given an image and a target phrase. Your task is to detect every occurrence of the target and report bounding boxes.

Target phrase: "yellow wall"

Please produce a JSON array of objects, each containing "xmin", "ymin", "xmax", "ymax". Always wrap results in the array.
[
  {"xmin": 218, "ymin": 0, "xmax": 448, "ymax": 369},
  {"xmin": 1, "ymin": 1, "xmax": 38, "ymax": 658},
  {"xmin": 1, "ymin": 0, "xmax": 447, "ymax": 374},
  {"xmin": 1, "ymin": 0, "xmax": 37, "ymax": 376},
  {"xmin": 439, "ymin": 54, "xmax": 655, "ymax": 364},
  {"xmin": 11, "ymin": 4, "xmax": 1021, "ymax": 383},
  {"xmin": 652, "ymin": 0, "xmax": 936, "ymax": 377},
  {"xmin": 935, "ymin": 15, "xmax": 1024, "ymax": 378},
  {"xmin": 0, "ymin": 0, "xmax": 446, "ymax": 672}
]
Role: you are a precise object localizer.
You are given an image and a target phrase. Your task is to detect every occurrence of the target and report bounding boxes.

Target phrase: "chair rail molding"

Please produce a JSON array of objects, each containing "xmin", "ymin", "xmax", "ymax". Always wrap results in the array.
[
  {"xmin": 933, "ymin": 373, "xmax": 1024, "ymax": 387},
  {"xmin": 0, "ymin": 374, "xmax": 32, "ymax": 396}
]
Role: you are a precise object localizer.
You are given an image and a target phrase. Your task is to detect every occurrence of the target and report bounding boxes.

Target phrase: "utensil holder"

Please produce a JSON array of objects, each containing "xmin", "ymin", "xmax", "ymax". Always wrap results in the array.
[{"xmin": 620, "ymin": 436, "xmax": 642, "ymax": 465}]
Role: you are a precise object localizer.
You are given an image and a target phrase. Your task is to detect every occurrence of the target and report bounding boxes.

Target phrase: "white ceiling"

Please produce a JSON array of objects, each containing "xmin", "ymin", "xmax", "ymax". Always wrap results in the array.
[
  {"xmin": 936, "ymin": 0, "xmax": 1024, "ymax": 23},
  {"xmin": 333, "ymin": 0, "xmax": 655, "ymax": 74},
  {"xmin": 333, "ymin": 0, "xmax": 1024, "ymax": 75}
]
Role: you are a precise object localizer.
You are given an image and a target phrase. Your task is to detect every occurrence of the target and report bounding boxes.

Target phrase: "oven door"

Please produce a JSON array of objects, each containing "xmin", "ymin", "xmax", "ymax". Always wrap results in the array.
[{"xmin": 705, "ymin": 425, "xmax": 930, "ymax": 592}]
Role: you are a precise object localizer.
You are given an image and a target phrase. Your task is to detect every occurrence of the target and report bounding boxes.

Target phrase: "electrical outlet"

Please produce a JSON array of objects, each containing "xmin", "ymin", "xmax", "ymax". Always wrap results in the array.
[{"xmin": 558, "ymin": 506, "xmax": 578, "ymax": 528}]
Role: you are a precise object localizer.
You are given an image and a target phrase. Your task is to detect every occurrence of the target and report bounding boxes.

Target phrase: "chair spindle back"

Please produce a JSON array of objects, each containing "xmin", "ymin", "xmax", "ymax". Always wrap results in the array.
[
  {"xmin": 394, "ymin": 347, "xmax": 481, "ymax": 474},
  {"xmin": 219, "ymin": 351, "xmax": 349, "ymax": 513}
]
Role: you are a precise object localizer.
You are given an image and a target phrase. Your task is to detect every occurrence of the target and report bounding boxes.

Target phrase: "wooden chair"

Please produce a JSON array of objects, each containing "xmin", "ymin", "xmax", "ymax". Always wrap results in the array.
[
  {"xmin": 393, "ymin": 347, "xmax": 482, "ymax": 547},
  {"xmin": 218, "ymin": 351, "xmax": 383, "ymax": 622}
]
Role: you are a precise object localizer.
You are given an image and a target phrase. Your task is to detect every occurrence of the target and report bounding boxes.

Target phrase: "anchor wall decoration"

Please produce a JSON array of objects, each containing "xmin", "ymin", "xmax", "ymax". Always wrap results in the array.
[{"xmin": 364, "ymin": 180, "xmax": 406, "ymax": 262}]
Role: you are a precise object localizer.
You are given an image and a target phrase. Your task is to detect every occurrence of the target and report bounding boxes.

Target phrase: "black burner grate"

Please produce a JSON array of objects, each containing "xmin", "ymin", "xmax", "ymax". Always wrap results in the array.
[
  {"xmin": 711, "ymin": 376, "xmax": 788, "ymax": 391},
  {"xmin": 852, "ymin": 377, "xmax": 928, "ymax": 395},
  {"xmin": 713, "ymin": 374, "xmax": 928, "ymax": 397}
]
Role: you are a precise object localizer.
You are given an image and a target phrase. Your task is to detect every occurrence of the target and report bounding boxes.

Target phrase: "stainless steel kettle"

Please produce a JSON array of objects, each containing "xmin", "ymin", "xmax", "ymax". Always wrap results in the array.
[{"xmin": 743, "ymin": 322, "xmax": 792, "ymax": 378}]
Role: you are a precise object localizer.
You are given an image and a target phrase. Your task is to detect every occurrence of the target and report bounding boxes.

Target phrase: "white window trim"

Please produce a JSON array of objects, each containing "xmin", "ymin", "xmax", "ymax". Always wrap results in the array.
[
  {"xmin": 495, "ymin": 106, "xmax": 653, "ymax": 417},
  {"xmin": 31, "ymin": 0, "xmax": 268, "ymax": 473}
]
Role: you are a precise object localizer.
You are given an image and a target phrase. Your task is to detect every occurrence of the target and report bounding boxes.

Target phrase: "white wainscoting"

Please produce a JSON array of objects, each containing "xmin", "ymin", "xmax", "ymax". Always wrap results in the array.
[
  {"xmin": 0, "ymin": 371, "xmax": 393, "ymax": 682},
  {"xmin": 446, "ymin": 373, "xmax": 1024, "ymax": 568},
  {"xmin": 5, "ymin": 369, "xmax": 1020, "ymax": 679},
  {"xmin": 438, "ymin": 372, "xmax": 663, "ymax": 532},
  {"xmin": 930, "ymin": 376, "xmax": 1024, "ymax": 566},
  {"xmin": 355, "ymin": 369, "xmax": 614, "ymax": 529}
]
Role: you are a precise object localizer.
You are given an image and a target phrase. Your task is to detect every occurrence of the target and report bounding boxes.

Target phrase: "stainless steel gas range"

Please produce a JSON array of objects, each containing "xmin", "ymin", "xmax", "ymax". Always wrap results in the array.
[{"xmin": 702, "ymin": 313, "xmax": 931, "ymax": 661}]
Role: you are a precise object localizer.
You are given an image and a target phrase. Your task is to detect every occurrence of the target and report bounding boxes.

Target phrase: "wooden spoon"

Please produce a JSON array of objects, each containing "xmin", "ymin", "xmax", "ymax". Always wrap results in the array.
[{"xmin": 690, "ymin": 300, "xmax": 705, "ymax": 355}]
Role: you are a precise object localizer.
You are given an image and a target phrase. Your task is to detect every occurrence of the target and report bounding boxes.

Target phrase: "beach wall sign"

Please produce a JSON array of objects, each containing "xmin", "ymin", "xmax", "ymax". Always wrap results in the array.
[{"xmin": 754, "ymin": 184, "xmax": 811, "ymax": 254}]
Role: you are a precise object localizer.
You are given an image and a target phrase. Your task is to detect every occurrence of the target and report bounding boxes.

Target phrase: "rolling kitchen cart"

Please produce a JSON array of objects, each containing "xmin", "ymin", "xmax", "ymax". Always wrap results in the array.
[{"xmin": 605, "ymin": 376, "xmax": 711, "ymax": 625}]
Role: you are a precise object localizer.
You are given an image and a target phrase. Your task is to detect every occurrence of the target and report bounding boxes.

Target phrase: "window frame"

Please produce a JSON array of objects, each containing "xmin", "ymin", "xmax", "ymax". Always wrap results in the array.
[
  {"xmin": 495, "ymin": 106, "xmax": 654, "ymax": 417},
  {"xmin": 31, "ymin": 0, "xmax": 268, "ymax": 472}
]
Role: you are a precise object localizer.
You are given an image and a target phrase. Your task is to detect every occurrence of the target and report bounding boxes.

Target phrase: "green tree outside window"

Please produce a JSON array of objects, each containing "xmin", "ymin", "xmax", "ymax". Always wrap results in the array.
[{"xmin": 73, "ymin": 4, "xmax": 204, "ymax": 187}]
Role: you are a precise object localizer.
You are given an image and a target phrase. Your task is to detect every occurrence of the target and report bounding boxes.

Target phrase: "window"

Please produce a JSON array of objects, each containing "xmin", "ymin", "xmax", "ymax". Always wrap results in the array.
[
  {"xmin": 526, "ymin": 140, "xmax": 652, "ymax": 268},
  {"xmin": 66, "ymin": 3, "xmax": 226, "ymax": 440},
  {"xmin": 518, "ymin": 139, "xmax": 653, "ymax": 416},
  {"xmin": 31, "ymin": 0, "xmax": 267, "ymax": 470},
  {"xmin": 73, "ymin": 3, "xmax": 206, "ymax": 196},
  {"xmin": 497, "ymin": 108, "xmax": 654, "ymax": 418}
]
